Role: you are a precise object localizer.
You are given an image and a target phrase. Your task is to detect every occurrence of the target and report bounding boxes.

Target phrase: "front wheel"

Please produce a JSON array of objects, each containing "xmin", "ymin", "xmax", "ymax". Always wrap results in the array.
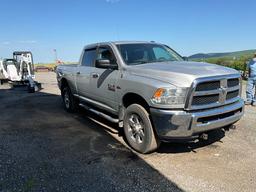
[
  {"xmin": 123, "ymin": 104, "xmax": 160, "ymax": 154},
  {"xmin": 62, "ymin": 86, "xmax": 78, "ymax": 112}
]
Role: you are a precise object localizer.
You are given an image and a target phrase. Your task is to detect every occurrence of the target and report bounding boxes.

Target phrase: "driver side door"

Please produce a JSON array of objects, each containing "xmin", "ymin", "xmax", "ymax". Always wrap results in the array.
[{"xmin": 90, "ymin": 45, "xmax": 120, "ymax": 112}]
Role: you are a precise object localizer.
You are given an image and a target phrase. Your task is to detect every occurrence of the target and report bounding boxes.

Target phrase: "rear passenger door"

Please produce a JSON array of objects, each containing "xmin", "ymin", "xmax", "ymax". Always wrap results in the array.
[{"xmin": 76, "ymin": 48, "xmax": 97, "ymax": 99}]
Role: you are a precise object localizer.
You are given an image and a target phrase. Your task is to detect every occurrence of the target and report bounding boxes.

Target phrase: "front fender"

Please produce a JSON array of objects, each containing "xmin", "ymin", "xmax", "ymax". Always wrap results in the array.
[{"xmin": 118, "ymin": 72, "xmax": 175, "ymax": 107}]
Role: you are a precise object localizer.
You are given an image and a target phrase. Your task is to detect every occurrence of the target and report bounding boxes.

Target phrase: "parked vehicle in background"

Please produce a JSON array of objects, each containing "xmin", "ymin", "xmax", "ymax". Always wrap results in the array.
[
  {"xmin": 0, "ymin": 51, "xmax": 37, "ymax": 92},
  {"xmin": 56, "ymin": 41, "xmax": 244, "ymax": 153}
]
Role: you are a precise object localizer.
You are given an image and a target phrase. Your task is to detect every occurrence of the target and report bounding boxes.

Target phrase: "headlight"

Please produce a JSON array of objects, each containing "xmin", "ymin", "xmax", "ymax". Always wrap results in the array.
[{"xmin": 151, "ymin": 87, "xmax": 189, "ymax": 105}]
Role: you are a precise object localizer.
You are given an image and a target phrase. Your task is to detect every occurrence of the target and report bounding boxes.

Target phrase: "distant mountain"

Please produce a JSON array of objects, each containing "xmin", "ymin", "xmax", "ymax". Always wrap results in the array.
[{"xmin": 189, "ymin": 49, "xmax": 256, "ymax": 60}]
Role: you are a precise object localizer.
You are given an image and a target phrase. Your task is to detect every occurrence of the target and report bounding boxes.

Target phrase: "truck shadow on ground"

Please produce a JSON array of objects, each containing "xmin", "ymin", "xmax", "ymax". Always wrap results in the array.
[
  {"xmin": 157, "ymin": 129, "xmax": 226, "ymax": 154},
  {"xmin": 0, "ymin": 87, "xmax": 183, "ymax": 192}
]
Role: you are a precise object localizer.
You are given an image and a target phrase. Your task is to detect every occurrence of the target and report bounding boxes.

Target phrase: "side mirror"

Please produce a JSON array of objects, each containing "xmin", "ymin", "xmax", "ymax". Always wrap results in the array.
[
  {"xmin": 95, "ymin": 59, "xmax": 118, "ymax": 69},
  {"xmin": 183, "ymin": 56, "xmax": 189, "ymax": 61}
]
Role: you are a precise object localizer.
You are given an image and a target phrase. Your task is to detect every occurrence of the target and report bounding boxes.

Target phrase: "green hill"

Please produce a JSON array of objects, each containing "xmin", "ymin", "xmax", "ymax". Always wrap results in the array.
[
  {"xmin": 189, "ymin": 49, "xmax": 256, "ymax": 60},
  {"xmin": 188, "ymin": 49, "xmax": 256, "ymax": 71}
]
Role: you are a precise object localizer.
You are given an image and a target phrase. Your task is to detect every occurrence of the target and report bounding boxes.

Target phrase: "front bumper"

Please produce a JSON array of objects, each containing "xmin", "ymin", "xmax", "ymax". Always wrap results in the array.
[{"xmin": 150, "ymin": 99, "xmax": 244, "ymax": 140}]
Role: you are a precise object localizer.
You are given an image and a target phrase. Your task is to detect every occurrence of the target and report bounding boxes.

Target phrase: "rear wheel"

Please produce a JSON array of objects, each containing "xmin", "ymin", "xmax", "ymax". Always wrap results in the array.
[
  {"xmin": 123, "ymin": 104, "xmax": 160, "ymax": 154},
  {"xmin": 62, "ymin": 86, "xmax": 78, "ymax": 112}
]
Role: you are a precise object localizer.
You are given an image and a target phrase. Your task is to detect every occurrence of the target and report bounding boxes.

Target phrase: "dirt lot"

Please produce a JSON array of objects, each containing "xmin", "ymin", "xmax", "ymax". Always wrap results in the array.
[{"xmin": 0, "ymin": 72, "xmax": 255, "ymax": 192}]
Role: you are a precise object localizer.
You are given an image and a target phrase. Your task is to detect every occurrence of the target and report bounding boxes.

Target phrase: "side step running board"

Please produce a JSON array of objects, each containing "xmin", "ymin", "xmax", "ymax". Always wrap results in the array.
[{"xmin": 79, "ymin": 103, "xmax": 119, "ymax": 123}]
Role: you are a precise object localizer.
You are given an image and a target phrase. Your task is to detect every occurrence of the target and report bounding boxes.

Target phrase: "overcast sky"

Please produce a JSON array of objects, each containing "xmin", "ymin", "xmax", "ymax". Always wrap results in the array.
[{"xmin": 0, "ymin": 0, "xmax": 255, "ymax": 63}]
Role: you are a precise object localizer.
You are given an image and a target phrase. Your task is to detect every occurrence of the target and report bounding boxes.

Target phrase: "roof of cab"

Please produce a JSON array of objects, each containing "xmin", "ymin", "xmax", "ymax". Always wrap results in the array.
[
  {"xmin": 84, "ymin": 41, "xmax": 158, "ymax": 49},
  {"xmin": 111, "ymin": 41, "xmax": 156, "ymax": 45}
]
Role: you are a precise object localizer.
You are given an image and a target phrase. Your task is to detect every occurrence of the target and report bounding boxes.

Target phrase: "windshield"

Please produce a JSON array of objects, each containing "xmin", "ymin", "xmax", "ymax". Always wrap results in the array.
[{"xmin": 117, "ymin": 43, "xmax": 183, "ymax": 65}]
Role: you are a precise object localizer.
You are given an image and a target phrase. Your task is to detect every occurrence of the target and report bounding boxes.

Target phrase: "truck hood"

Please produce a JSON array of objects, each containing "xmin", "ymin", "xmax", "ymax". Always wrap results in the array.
[{"xmin": 127, "ymin": 61, "xmax": 239, "ymax": 87}]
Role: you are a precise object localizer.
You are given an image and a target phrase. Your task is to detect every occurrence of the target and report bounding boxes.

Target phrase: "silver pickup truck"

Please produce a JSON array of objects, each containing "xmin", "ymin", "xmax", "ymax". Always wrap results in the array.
[{"xmin": 56, "ymin": 41, "xmax": 244, "ymax": 153}]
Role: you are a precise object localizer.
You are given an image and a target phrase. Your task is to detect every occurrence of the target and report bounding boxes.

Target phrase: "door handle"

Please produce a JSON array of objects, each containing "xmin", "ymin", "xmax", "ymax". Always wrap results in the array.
[
  {"xmin": 92, "ymin": 73, "xmax": 99, "ymax": 78},
  {"xmin": 77, "ymin": 71, "xmax": 81, "ymax": 75}
]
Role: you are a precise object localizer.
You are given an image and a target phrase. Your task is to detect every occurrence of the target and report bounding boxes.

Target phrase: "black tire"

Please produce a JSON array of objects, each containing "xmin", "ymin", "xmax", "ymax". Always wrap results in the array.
[
  {"xmin": 123, "ymin": 104, "xmax": 160, "ymax": 154},
  {"xmin": 62, "ymin": 86, "xmax": 78, "ymax": 112},
  {"xmin": 27, "ymin": 85, "xmax": 35, "ymax": 93}
]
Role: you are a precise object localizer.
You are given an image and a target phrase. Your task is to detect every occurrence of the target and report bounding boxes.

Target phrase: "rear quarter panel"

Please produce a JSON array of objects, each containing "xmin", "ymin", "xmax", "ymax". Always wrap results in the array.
[{"xmin": 57, "ymin": 64, "xmax": 78, "ymax": 94}]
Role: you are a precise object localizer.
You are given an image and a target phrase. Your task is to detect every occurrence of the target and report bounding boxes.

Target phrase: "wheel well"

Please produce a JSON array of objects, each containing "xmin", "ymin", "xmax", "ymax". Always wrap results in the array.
[
  {"xmin": 121, "ymin": 93, "xmax": 159, "ymax": 141},
  {"xmin": 60, "ymin": 78, "xmax": 69, "ymax": 96},
  {"xmin": 122, "ymin": 93, "xmax": 150, "ymax": 112}
]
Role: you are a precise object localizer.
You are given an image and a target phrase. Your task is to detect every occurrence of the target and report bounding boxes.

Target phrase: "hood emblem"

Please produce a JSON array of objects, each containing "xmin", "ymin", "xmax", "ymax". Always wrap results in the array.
[{"xmin": 219, "ymin": 80, "xmax": 228, "ymax": 103}]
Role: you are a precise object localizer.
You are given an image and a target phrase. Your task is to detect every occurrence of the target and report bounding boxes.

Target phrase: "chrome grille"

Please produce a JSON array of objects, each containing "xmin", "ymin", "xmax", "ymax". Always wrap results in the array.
[
  {"xmin": 186, "ymin": 75, "xmax": 241, "ymax": 110},
  {"xmin": 192, "ymin": 94, "xmax": 219, "ymax": 106},
  {"xmin": 227, "ymin": 78, "xmax": 239, "ymax": 87},
  {"xmin": 195, "ymin": 81, "xmax": 220, "ymax": 91},
  {"xmin": 226, "ymin": 90, "xmax": 239, "ymax": 100}
]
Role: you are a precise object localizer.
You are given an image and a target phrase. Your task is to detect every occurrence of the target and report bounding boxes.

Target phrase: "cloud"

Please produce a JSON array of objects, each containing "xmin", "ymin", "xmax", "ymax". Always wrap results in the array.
[
  {"xmin": 18, "ymin": 40, "xmax": 37, "ymax": 44},
  {"xmin": 106, "ymin": 0, "xmax": 120, "ymax": 3}
]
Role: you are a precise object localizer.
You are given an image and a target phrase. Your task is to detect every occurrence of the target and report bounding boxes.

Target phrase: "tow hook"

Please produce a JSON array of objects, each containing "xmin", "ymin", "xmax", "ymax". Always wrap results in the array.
[{"xmin": 199, "ymin": 133, "xmax": 208, "ymax": 140}]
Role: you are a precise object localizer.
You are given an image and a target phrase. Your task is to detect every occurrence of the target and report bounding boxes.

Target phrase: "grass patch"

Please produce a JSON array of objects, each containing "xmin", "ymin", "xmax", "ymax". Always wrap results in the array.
[
  {"xmin": 35, "ymin": 62, "xmax": 77, "ymax": 71},
  {"xmin": 35, "ymin": 63, "xmax": 57, "ymax": 71}
]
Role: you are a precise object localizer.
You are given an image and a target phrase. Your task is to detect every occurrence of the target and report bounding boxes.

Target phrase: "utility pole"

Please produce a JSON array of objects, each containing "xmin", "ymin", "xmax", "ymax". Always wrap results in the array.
[{"xmin": 53, "ymin": 49, "xmax": 58, "ymax": 63}]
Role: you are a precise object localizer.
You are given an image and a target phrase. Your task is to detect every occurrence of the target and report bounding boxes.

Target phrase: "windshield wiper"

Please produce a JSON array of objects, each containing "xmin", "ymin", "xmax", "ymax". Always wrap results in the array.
[
  {"xmin": 130, "ymin": 61, "xmax": 150, "ymax": 65},
  {"xmin": 130, "ymin": 60, "xmax": 174, "ymax": 65},
  {"xmin": 154, "ymin": 59, "xmax": 175, "ymax": 63}
]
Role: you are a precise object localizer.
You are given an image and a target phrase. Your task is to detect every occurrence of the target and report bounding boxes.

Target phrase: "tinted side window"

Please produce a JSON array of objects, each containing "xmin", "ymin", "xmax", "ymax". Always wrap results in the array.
[
  {"xmin": 81, "ymin": 49, "xmax": 97, "ymax": 66},
  {"xmin": 97, "ymin": 47, "xmax": 116, "ymax": 64}
]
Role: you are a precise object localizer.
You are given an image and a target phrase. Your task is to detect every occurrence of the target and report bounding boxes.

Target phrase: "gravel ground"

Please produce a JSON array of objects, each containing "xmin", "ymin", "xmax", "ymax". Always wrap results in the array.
[{"xmin": 0, "ymin": 72, "xmax": 255, "ymax": 192}]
